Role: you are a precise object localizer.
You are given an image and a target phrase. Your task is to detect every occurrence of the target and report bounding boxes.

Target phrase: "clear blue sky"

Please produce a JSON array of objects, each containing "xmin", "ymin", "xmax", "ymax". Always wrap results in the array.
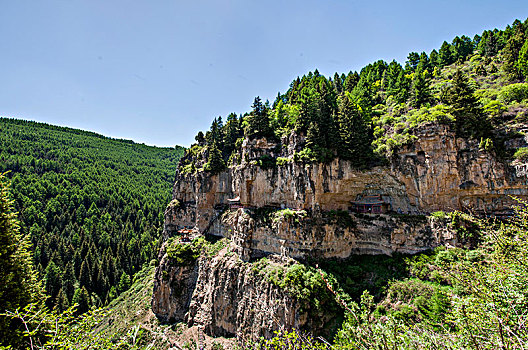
[{"xmin": 1, "ymin": 1, "xmax": 528, "ymax": 147}]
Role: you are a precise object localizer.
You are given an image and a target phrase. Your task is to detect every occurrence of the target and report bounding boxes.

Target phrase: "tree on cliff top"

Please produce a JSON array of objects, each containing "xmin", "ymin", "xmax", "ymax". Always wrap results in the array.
[
  {"xmin": 444, "ymin": 69, "xmax": 490, "ymax": 138},
  {"xmin": 204, "ymin": 141, "xmax": 226, "ymax": 174},
  {"xmin": 245, "ymin": 96, "xmax": 272, "ymax": 138},
  {"xmin": 336, "ymin": 93, "xmax": 371, "ymax": 166}
]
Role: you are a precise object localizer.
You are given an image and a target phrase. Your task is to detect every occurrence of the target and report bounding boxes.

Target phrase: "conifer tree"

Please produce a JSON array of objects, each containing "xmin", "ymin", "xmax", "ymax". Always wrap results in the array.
[
  {"xmin": 480, "ymin": 30, "xmax": 499, "ymax": 57},
  {"xmin": 205, "ymin": 117, "xmax": 224, "ymax": 148},
  {"xmin": 336, "ymin": 93, "xmax": 371, "ymax": 166},
  {"xmin": 445, "ymin": 70, "xmax": 489, "ymax": 138},
  {"xmin": 55, "ymin": 288, "xmax": 69, "ymax": 311},
  {"xmin": 518, "ymin": 39, "xmax": 528, "ymax": 79},
  {"xmin": 386, "ymin": 61, "xmax": 404, "ymax": 99},
  {"xmin": 439, "ymin": 41, "xmax": 455, "ymax": 66},
  {"xmin": 418, "ymin": 52, "xmax": 430, "ymax": 71},
  {"xmin": 0, "ymin": 173, "xmax": 43, "ymax": 344},
  {"xmin": 452, "ymin": 35, "xmax": 474, "ymax": 61},
  {"xmin": 246, "ymin": 96, "xmax": 271, "ymax": 138},
  {"xmin": 393, "ymin": 70, "xmax": 410, "ymax": 104},
  {"xmin": 44, "ymin": 260, "xmax": 61, "ymax": 308},
  {"xmin": 72, "ymin": 286, "xmax": 90, "ymax": 315},
  {"xmin": 406, "ymin": 52, "xmax": 420, "ymax": 71},
  {"xmin": 204, "ymin": 141, "xmax": 226, "ymax": 174},
  {"xmin": 410, "ymin": 64, "xmax": 432, "ymax": 108},
  {"xmin": 195, "ymin": 131, "xmax": 205, "ymax": 145},
  {"xmin": 344, "ymin": 72, "xmax": 360, "ymax": 92},
  {"xmin": 333, "ymin": 72, "xmax": 343, "ymax": 93},
  {"xmin": 503, "ymin": 30, "xmax": 527, "ymax": 81},
  {"xmin": 429, "ymin": 49, "xmax": 440, "ymax": 67},
  {"xmin": 223, "ymin": 113, "xmax": 241, "ymax": 159},
  {"xmin": 79, "ymin": 259, "xmax": 91, "ymax": 289}
]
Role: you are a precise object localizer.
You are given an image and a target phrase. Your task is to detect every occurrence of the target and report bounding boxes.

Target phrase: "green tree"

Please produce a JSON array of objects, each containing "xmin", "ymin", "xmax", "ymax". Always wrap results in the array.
[
  {"xmin": 503, "ymin": 30, "xmax": 526, "ymax": 81},
  {"xmin": 195, "ymin": 131, "xmax": 205, "ymax": 145},
  {"xmin": 393, "ymin": 69, "xmax": 410, "ymax": 104},
  {"xmin": 78, "ymin": 259, "xmax": 91, "ymax": 289},
  {"xmin": 44, "ymin": 260, "xmax": 62, "ymax": 308},
  {"xmin": 245, "ymin": 96, "xmax": 271, "ymax": 138},
  {"xmin": 429, "ymin": 49, "xmax": 439, "ymax": 67},
  {"xmin": 406, "ymin": 52, "xmax": 420, "ymax": 71},
  {"xmin": 204, "ymin": 142, "xmax": 226, "ymax": 174},
  {"xmin": 336, "ymin": 93, "xmax": 371, "ymax": 166},
  {"xmin": 72, "ymin": 286, "xmax": 91, "ymax": 315},
  {"xmin": 205, "ymin": 117, "xmax": 224, "ymax": 147},
  {"xmin": 0, "ymin": 173, "xmax": 43, "ymax": 345},
  {"xmin": 517, "ymin": 38, "xmax": 528, "ymax": 79},
  {"xmin": 438, "ymin": 41, "xmax": 455, "ymax": 66},
  {"xmin": 444, "ymin": 69, "xmax": 489, "ymax": 138},
  {"xmin": 452, "ymin": 35, "xmax": 474, "ymax": 61},
  {"xmin": 386, "ymin": 60, "xmax": 404, "ymax": 98},
  {"xmin": 223, "ymin": 113, "xmax": 241, "ymax": 159},
  {"xmin": 344, "ymin": 71, "xmax": 360, "ymax": 92},
  {"xmin": 410, "ymin": 65, "xmax": 432, "ymax": 108},
  {"xmin": 55, "ymin": 288, "xmax": 70, "ymax": 312},
  {"xmin": 117, "ymin": 272, "xmax": 131, "ymax": 294}
]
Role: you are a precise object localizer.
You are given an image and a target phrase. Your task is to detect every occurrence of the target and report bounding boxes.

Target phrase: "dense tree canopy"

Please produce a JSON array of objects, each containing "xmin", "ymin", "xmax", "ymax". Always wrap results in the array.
[
  {"xmin": 0, "ymin": 118, "xmax": 183, "ymax": 311},
  {"xmin": 182, "ymin": 17, "xmax": 528, "ymax": 172}
]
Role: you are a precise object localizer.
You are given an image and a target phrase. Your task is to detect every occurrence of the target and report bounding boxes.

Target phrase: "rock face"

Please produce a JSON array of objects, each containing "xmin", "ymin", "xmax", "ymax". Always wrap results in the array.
[
  {"xmin": 152, "ymin": 248, "xmax": 326, "ymax": 339},
  {"xmin": 223, "ymin": 208, "xmax": 454, "ymax": 260},
  {"xmin": 151, "ymin": 245, "xmax": 199, "ymax": 323},
  {"xmin": 164, "ymin": 124, "xmax": 527, "ymax": 259},
  {"xmin": 394, "ymin": 124, "xmax": 526, "ymax": 214},
  {"xmin": 153, "ymin": 122, "xmax": 528, "ymax": 339}
]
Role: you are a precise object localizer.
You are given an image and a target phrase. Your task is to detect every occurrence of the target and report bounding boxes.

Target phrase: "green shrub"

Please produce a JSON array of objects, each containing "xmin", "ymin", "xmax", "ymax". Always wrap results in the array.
[
  {"xmin": 272, "ymin": 209, "xmax": 307, "ymax": 224},
  {"xmin": 483, "ymin": 100, "xmax": 507, "ymax": 118},
  {"xmin": 276, "ymin": 156, "xmax": 292, "ymax": 166},
  {"xmin": 514, "ymin": 147, "xmax": 528, "ymax": 161},
  {"xmin": 205, "ymin": 238, "xmax": 228, "ymax": 257},
  {"xmin": 166, "ymin": 237, "xmax": 206, "ymax": 265},
  {"xmin": 293, "ymin": 148, "xmax": 317, "ymax": 162},
  {"xmin": 430, "ymin": 211, "xmax": 447, "ymax": 219},
  {"xmin": 498, "ymin": 83, "xmax": 528, "ymax": 103}
]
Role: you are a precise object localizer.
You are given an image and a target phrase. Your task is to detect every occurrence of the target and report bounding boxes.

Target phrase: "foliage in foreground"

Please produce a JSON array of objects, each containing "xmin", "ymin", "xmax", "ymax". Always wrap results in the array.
[
  {"xmin": 0, "ymin": 173, "xmax": 44, "ymax": 347},
  {"xmin": 1, "ymin": 304, "xmax": 155, "ymax": 349},
  {"xmin": 252, "ymin": 202, "xmax": 528, "ymax": 349}
]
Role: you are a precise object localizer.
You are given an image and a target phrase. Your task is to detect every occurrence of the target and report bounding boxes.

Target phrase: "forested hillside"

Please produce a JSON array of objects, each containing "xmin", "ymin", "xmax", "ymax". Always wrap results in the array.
[{"xmin": 0, "ymin": 118, "xmax": 184, "ymax": 311}]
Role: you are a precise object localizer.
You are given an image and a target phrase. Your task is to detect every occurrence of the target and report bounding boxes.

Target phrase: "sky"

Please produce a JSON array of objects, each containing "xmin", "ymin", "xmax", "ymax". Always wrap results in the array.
[{"xmin": 1, "ymin": 1, "xmax": 528, "ymax": 147}]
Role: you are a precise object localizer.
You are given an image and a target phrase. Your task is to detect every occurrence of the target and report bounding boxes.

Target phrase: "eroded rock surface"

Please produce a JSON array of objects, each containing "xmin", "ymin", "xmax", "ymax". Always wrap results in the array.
[
  {"xmin": 153, "ymin": 123, "xmax": 528, "ymax": 339},
  {"xmin": 152, "ymin": 248, "xmax": 329, "ymax": 340}
]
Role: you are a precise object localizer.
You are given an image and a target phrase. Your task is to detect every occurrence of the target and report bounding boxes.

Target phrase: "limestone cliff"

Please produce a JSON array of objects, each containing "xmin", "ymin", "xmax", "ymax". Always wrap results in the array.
[
  {"xmin": 163, "ymin": 123, "xmax": 527, "ymax": 259},
  {"xmin": 153, "ymin": 122, "xmax": 528, "ymax": 339},
  {"xmin": 152, "ymin": 245, "xmax": 334, "ymax": 340}
]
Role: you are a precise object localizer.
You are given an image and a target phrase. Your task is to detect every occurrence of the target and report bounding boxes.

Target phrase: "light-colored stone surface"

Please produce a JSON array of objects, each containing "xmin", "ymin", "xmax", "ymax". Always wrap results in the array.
[
  {"xmin": 165, "ymin": 124, "xmax": 527, "ymax": 258},
  {"xmin": 152, "ymin": 248, "xmax": 326, "ymax": 340},
  {"xmin": 153, "ymin": 123, "xmax": 528, "ymax": 340}
]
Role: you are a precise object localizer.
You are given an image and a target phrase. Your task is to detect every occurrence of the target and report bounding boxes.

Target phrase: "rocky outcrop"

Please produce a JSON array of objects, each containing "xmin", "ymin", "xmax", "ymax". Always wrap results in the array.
[
  {"xmin": 152, "ymin": 247, "xmax": 329, "ymax": 339},
  {"xmin": 164, "ymin": 124, "xmax": 527, "ymax": 259},
  {"xmin": 394, "ymin": 123, "xmax": 526, "ymax": 214},
  {"xmin": 222, "ymin": 208, "xmax": 456, "ymax": 260},
  {"xmin": 151, "ymin": 245, "xmax": 199, "ymax": 322},
  {"xmin": 153, "ymin": 122, "xmax": 528, "ymax": 340}
]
